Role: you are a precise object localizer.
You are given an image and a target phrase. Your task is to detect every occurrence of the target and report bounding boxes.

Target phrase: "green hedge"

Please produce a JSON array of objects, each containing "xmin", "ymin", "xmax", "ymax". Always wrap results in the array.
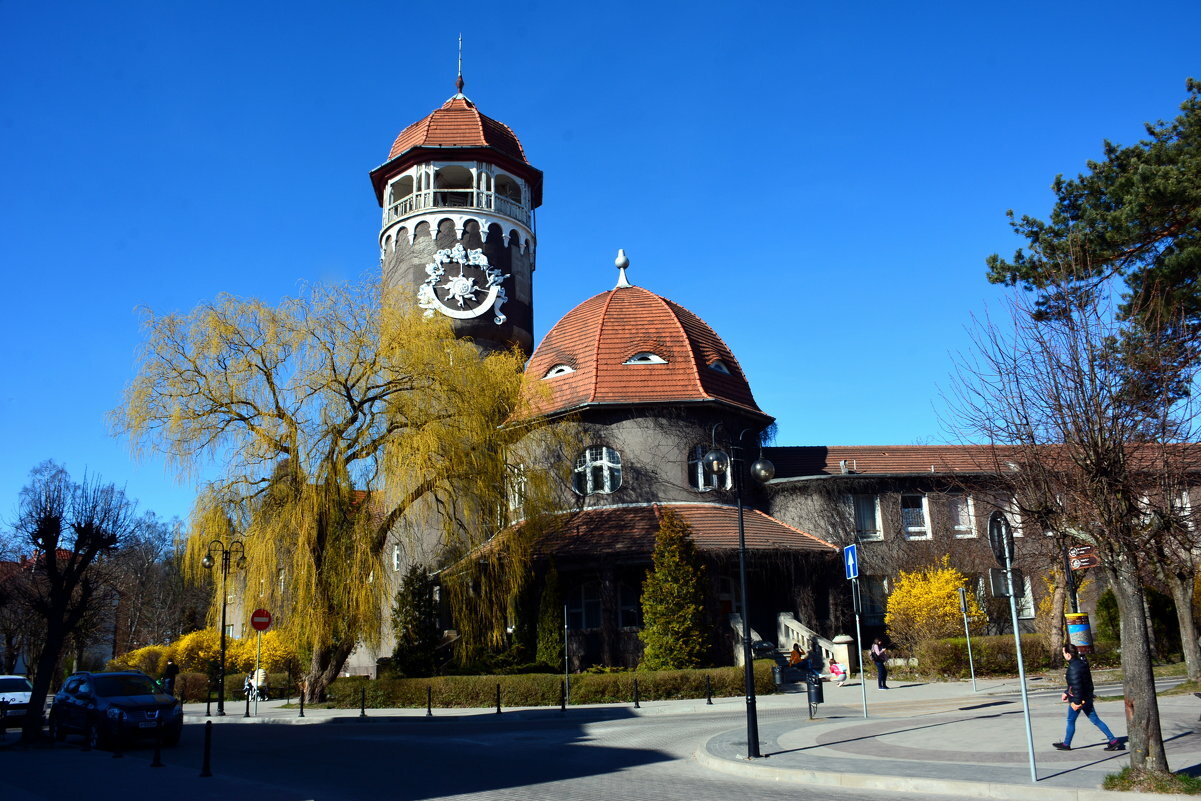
[
  {"xmin": 173, "ymin": 671, "xmax": 291, "ymax": 703},
  {"xmin": 325, "ymin": 661, "xmax": 776, "ymax": 709},
  {"xmin": 912, "ymin": 635, "xmax": 1120, "ymax": 676}
]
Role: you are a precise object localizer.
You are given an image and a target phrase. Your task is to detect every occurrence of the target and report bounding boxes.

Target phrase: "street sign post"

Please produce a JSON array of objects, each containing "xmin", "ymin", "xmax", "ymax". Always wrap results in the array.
[
  {"xmin": 250, "ymin": 609, "xmax": 273, "ymax": 632},
  {"xmin": 843, "ymin": 544, "xmax": 867, "ymax": 719},
  {"xmin": 249, "ymin": 609, "xmax": 272, "ymax": 717}
]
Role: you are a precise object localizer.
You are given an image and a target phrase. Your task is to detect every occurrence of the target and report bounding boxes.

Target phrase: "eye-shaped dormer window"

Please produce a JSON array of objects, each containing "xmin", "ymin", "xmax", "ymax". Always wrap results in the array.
[
  {"xmin": 708, "ymin": 360, "xmax": 731, "ymax": 375},
  {"xmin": 624, "ymin": 352, "xmax": 667, "ymax": 365},
  {"xmin": 544, "ymin": 364, "xmax": 574, "ymax": 378}
]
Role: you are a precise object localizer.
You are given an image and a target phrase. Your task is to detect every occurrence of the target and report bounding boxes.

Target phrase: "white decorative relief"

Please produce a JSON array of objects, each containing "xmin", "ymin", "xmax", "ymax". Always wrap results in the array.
[{"xmin": 416, "ymin": 243, "xmax": 510, "ymax": 324}]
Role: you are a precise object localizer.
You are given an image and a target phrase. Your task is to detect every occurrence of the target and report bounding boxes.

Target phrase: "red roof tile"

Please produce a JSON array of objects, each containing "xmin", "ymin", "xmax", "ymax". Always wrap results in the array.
[
  {"xmin": 523, "ymin": 286, "xmax": 767, "ymax": 418},
  {"xmin": 533, "ymin": 503, "xmax": 838, "ymax": 559},
  {"xmin": 766, "ymin": 445, "xmax": 1003, "ymax": 477},
  {"xmin": 387, "ymin": 96, "xmax": 528, "ymax": 163}
]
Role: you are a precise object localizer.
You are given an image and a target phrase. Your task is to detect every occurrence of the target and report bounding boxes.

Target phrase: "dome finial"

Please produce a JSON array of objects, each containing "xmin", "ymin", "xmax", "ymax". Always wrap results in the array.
[
  {"xmin": 454, "ymin": 34, "xmax": 465, "ymax": 96},
  {"xmin": 614, "ymin": 249, "xmax": 632, "ymax": 288}
]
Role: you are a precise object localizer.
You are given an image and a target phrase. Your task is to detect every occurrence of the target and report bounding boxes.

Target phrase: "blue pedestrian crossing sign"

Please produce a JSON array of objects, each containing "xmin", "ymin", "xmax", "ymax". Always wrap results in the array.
[{"xmin": 844, "ymin": 544, "xmax": 859, "ymax": 580}]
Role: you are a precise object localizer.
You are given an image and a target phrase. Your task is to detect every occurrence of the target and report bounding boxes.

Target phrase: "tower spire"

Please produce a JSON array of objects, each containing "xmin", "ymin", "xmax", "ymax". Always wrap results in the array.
[
  {"xmin": 615, "ymin": 249, "xmax": 632, "ymax": 288},
  {"xmin": 455, "ymin": 34, "xmax": 465, "ymax": 96}
]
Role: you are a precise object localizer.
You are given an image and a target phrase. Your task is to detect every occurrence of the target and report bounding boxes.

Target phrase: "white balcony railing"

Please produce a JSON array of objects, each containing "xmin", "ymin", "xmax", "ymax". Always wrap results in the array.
[{"xmin": 385, "ymin": 189, "xmax": 531, "ymax": 227}]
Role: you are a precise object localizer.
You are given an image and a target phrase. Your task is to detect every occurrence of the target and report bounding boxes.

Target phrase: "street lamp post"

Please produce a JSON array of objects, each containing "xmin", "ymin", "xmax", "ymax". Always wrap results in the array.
[
  {"xmin": 202, "ymin": 539, "xmax": 246, "ymax": 716},
  {"xmin": 705, "ymin": 429, "xmax": 775, "ymax": 760}
]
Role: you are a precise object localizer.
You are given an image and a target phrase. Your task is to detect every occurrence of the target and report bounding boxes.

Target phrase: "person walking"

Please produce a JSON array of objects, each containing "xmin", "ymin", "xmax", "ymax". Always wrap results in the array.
[
  {"xmin": 162, "ymin": 659, "xmax": 179, "ymax": 695},
  {"xmin": 1053, "ymin": 643, "xmax": 1124, "ymax": 751},
  {"xmin": 870, "ymin": 638, "xmax": 890, "ymax": 689}
]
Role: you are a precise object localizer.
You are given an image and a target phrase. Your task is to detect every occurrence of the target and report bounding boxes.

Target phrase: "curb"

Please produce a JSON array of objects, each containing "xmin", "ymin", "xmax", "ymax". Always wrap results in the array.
[{"xmin": 694, "ymin": 738, "xmax": 1150, "ymax": 801}]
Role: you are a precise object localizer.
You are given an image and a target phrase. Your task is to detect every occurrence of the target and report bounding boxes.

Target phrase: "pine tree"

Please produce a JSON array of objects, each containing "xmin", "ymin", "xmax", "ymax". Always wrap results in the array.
[
  {"xmin": 391, "ymin": 564, "xmax": 439, "ymax": 677},
  {"xmin": 639, "ymin": 508, "xmax": 709, "ymax": 670},
  {"xmin": 535, "ymin": 560, "xmax": 563, "ymax": 669}
]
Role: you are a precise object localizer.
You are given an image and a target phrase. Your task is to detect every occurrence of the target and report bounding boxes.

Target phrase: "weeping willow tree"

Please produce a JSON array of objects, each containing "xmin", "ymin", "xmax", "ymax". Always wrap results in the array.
[{"xmin": 114, "ymin": 278, "xmax": 568, "ymax": 700}]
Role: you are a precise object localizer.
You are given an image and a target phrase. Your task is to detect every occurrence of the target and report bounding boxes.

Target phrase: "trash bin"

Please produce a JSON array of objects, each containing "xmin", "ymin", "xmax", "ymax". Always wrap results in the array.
[
  {"xmin": 772, "ymin": 665, "xmax": 783, "ymax": 686},
  {"xmin": 806, "ymin": 676, "xmax": 824, "ymax": 705}
]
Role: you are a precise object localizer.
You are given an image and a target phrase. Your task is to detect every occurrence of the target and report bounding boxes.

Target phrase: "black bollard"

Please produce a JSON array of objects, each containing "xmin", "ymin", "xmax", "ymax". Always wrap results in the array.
[
  {"xmin": 705, "ymin": 674, "xmax": 713, "ymax": 705},
  {"xmin": 0, "ymin": 700, "xmax": 7, "ymax": 741},
  {"xmin": 495, "ymin": 683, "xmax": 501, "ymax": 715},
  {"xmin": 560, "ymin": 680, "xmax": 566, "ymax": 712},
  {"xmin": 360, "ymin": 686, "xmax": 367, "ymax": 718},
  {"xmin": 244, "ymin": 687, "xmax": 251, "ymax": 719},
  {"xmin": 426, "ymin": 686, "xmax": 432, "ymax": 718},
  {"xmin": 633, "ymin": 678, "xmax": 640, "ymax": 709},
  {"xmin": 150, "ymin": 721, "xmax": 164, "ymax": 768},
  {"xmin": 298, "ymin": 690, "xmax": 305, "ymax": 718},
  {"xmin": 199, "ymin": 720, "xmax": 212, "ymax": 777},
  {"xmin": 205, "ymin": 688, "xmax": 211, "ymax": 718}
]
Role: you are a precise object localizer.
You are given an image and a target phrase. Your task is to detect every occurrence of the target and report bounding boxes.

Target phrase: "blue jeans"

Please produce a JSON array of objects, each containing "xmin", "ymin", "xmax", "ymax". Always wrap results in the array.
[{"xmin": 1064, "ymin": 701, "xmax": 1116, "ymax": 746}]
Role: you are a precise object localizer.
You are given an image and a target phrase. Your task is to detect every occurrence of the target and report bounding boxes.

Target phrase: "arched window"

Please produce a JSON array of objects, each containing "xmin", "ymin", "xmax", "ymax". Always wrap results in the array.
[
  {"xmin": 623, "ymin": 352, "xmax": 666, "ymax": 365},
  {"xmin": 434, "ymin": 165, "xmax": 472, "ymax": 207},
  {"xmin": 573, "ymin": 446, "xmax": 622, "ymax": 495},
  {"xmin": 544, "ymin": 364, "xmax": 574, "ymax": 378},
  {"xmin": 688, "ymin": 444, "xmax": 731, "ymax": 491},
  {"xmin": 708, "ymin": 360, "xmax": 732, "ymax": 375},
  {"xmin": 495, "ymin": 174, "xmax": 522, "ymax": 202}
]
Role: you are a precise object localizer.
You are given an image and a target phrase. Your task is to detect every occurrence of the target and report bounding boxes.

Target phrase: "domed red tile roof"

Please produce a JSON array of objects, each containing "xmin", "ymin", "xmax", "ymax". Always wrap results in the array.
[
  {"xmin": 387, "ymin": 95, "xmax": 529, "ymax": 163},
  {"xmin": 524, "ymin": 284, "xmax": 767, "ymax": 418}
]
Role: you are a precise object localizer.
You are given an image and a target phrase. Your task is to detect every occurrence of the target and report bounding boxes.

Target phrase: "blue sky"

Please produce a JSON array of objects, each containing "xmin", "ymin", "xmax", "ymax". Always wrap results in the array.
[{"xmin": 2, "ymin": 1, "xmax": 1198, "ymax": 525}]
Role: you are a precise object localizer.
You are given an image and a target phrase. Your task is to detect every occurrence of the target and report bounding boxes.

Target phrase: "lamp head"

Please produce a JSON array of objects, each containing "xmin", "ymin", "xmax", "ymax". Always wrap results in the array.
[
  {"xmin": 750, "ymin": 457, "xmax": 776, "ymax": 484},
  {"xmin": 201, "ymin": 553, "xmax": 215, "ymax": 570},
  {"xmin": 703, "ymin": 448, "xmax": 730, "ymax": 475}
]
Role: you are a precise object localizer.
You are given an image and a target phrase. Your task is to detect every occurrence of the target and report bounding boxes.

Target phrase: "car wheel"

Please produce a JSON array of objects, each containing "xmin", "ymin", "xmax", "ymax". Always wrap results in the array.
[{"xmin": 48, "ymin": 713, "xmax": 66, "ymax": 742}]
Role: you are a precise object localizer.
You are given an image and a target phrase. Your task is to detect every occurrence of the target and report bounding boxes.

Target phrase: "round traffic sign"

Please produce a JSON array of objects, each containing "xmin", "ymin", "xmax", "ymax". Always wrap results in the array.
[{"xmin": 250, "ymin": 608, "xmax": 273, "ymax": 632}]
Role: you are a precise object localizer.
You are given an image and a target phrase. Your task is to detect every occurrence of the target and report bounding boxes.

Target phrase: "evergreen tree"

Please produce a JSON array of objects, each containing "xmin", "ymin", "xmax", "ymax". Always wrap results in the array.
[
  {"xmin": 639, "ymin": 509, "xmax": 708, "ymax": 670},
  {"xmin": 535, "ymin": 559, "xmax": 563, "ymax": 669},
  {"xmin": 390, "ymin": 563, "xmax": 439, "ymax": 677}
]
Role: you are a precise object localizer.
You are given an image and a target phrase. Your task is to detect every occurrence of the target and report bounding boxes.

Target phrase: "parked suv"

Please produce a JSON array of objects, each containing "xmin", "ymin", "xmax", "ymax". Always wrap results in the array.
[
  {"xmin": 48, "ymin": 671, "xmax": 182, "ymax": 749},
  {"xmin": 0, "ymin": 674, "xmax": 34, "ymax": 727}
]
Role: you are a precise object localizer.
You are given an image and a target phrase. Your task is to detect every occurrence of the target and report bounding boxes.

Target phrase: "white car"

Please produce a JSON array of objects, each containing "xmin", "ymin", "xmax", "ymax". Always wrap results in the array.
[{"xmin": 0, "ymin": 674, "xmax": 33, "ymax": 724}]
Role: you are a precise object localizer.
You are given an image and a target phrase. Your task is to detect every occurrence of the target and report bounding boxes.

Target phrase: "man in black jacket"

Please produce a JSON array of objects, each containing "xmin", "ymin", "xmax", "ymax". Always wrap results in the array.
[{"xmin": 1053, "ymin": 643, "xmax": 1124, "ymax": 751}]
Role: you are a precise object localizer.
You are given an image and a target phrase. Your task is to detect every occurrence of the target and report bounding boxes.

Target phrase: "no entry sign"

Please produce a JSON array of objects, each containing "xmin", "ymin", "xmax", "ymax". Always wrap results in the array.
[{"xmin": 250, "ymin": 608, "xmax": 273, "ymax": 632}]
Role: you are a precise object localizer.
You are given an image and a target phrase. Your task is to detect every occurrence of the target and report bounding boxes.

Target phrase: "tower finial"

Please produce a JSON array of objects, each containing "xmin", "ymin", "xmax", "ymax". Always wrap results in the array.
[
  {"xmin": 614, "ymin": 249, "xmax": 632, "ymax": 288},
  {"xmin": 455, "ymin": 34, "xmax": 465, "ymax": 95}
]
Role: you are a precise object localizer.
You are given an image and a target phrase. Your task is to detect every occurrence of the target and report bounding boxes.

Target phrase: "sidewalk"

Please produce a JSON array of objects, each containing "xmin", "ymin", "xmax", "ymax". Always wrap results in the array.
[
  {"xmin": 698, "ymin": 676, "xmax": 1201, "ymax": 801},
  {"xmin": 179, "ymin": 676, "xmax": 1201, "ymax": 801}
]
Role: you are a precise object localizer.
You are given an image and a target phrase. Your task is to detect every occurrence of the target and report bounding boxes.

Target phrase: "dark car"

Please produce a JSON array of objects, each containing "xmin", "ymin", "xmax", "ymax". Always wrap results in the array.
[{"xmin": 48, "ymin": 671, "xmax": 182, "ymax": 749}]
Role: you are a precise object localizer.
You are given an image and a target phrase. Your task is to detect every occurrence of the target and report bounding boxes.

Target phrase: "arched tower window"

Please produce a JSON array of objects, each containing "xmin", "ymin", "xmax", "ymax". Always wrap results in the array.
[
  {"xmin": 573, "ymin": 446, "xmax": 622, "ymax": 495},
  {"xmin": 434, "ymin": 166, "xmax": 473, "ymax": 208},
  {"xmin": 495, "ymin": 174, "xmax": 522, "ymax": 202}
]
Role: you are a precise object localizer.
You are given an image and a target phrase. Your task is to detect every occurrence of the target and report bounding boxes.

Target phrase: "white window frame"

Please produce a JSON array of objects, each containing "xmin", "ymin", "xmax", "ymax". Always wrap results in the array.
[
  {"xmin": 900, "ymin": 493, "xmax": 930, "ymax": 539},
  {"xmin": 573, "ymin": 445, "xmax": 622, "ymax": 495},
  {"xmin": 850, "ymin": 494, "xmax": 883, "ymax": 541},
  {"xmin": 688, "ymin": 444, "xmax": 731, "ymax": 491},
  {"xmin": 1017, "ymin": 574, "xmax": 1035, "ymax": 619},
  {"xmin": 948, "ymin": 492, "xmax": 976, "ymax": 538}
]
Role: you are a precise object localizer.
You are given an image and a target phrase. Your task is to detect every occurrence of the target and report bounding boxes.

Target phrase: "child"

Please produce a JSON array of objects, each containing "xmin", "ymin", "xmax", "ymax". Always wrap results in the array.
[{"xmin": 826, "ymin": 658, "xmax": 848, "ymax": 686}]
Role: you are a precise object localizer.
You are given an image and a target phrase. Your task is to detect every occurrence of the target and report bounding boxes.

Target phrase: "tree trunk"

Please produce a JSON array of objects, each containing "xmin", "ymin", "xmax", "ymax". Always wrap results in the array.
[
  {"xmin": 303, "ymin": 640, "xmax": 357, "ymax": 703},
  {"xmin": 1047, "ymin": 576, "xmax": 1066, "ymax": 667},
  {"xmin": 1107, "ymin": 564, "xmax": 1169, "ymax": 772},
  {"xmin": 22, "ymin": 620, "xmax": 68, "ymax": 743},
  {"xmin": 1165, "ymin": 571, "xmax": 1201, "ymax": 682}
]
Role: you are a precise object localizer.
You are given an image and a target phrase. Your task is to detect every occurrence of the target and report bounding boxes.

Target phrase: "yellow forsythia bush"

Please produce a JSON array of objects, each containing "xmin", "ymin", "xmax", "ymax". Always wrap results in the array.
[
  {"xmin": 108, "ymin": 644, "xmax": 169, "ymax": 675},
  {"xmin": 885, "ymin": 555, "xmax": 986, "ymax": 651},
  {"xmin": 173, "ymin": 629, "xmax": 223, "ymax": 672}
]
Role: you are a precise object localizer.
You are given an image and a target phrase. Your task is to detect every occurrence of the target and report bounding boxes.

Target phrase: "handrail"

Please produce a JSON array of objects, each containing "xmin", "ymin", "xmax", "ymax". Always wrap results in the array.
[
  {"xmin": 385, "ymin": 189, "xmax": 530, "ymax": 226},
  {"xmin": 777, "ymin": 612, "xmax": 836, "ymax": 662}
]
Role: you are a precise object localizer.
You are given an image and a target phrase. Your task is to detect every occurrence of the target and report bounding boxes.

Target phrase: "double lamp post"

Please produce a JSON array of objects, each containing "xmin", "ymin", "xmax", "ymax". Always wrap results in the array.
[
  {"xmin": 705, "ymin": 429, "xmax": 775, "ymax": 759},
  {"xmin": 202, "ymin": 538, "xmax": 246, "ymax": 716}
]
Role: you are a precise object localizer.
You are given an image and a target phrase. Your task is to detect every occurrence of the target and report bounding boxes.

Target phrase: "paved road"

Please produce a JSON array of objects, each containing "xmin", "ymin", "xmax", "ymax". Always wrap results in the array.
[{"xmin": 0, "ymin": 704, "xmax": 881, "ymax": 801}]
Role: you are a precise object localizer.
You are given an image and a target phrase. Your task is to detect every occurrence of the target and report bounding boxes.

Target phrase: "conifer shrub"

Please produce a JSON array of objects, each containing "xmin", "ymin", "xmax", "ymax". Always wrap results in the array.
[
  {"xmin": 535, "ymin": 560, "xmax": 564, "ymax": 669},
  {"xmin": 639, "ymin": 509, "xmax": 709, "ymax": 669}
]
